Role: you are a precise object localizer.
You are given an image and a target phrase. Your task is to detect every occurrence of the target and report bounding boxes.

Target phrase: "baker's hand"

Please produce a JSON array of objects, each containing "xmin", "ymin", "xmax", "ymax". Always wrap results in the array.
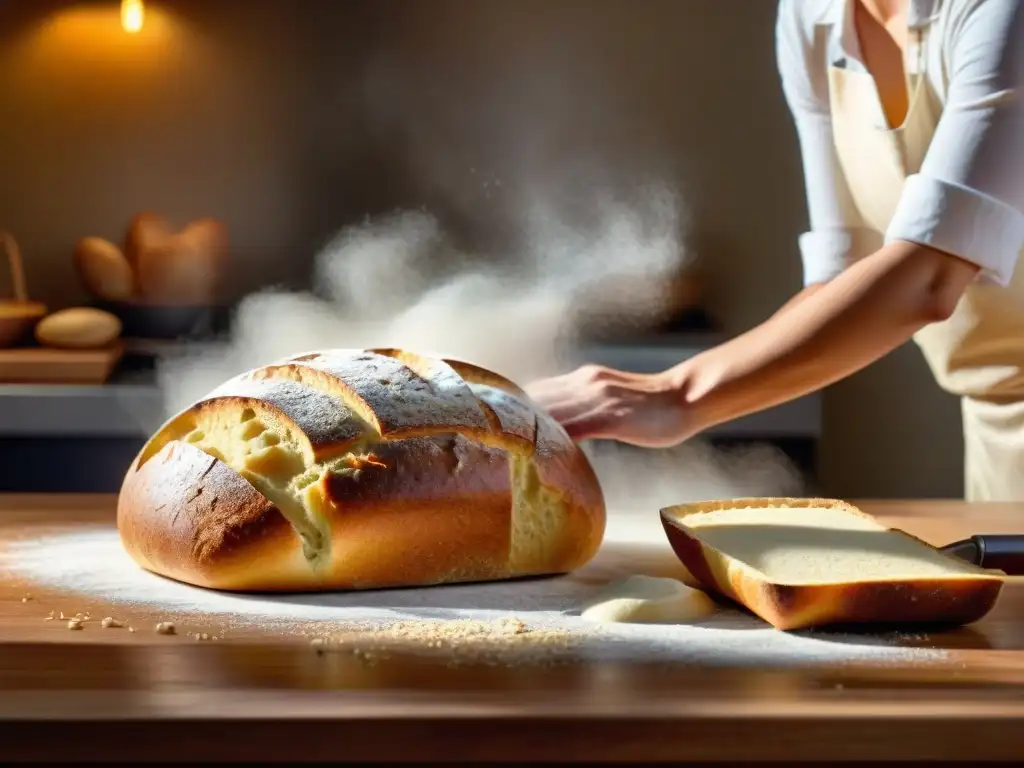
[{"xmin": 525, "ymin": 364, "xmax": 693, "ymax": 447}]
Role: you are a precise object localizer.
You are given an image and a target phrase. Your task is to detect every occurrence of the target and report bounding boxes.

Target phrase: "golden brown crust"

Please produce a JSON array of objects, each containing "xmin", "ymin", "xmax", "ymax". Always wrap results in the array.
[
  {"xmin": 321, "ymin": 435, "xmax": 512, "ymax": 588},
  {"xmin": 117, "ymin": 441, "xmax": 305, "ymax": 591},
  {"xmin": 118, "ymin": 349, "xmax": 605, "ymax": 592},
  {"xmin": 531, "ymin": 411, "xmax": 606, "ymax": 573},
  {"xmin": 660, "ymin": 497, "xmax": 1004, "ymax": 631}
]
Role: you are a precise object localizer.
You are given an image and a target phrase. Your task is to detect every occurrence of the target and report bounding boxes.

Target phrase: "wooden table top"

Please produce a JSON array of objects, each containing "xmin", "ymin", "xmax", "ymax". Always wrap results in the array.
[{"xmin": 2, "ymin": 494, "xmax": 1024, "ymax": 762}]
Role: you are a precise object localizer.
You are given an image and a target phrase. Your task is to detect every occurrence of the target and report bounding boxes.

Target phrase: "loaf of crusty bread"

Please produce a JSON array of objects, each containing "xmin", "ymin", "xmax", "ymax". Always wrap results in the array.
[
  {"xmin": 660, "ymin": 498, "xmax": 1004, "ymax": 631},
  {"xmin": 118, "ymin": 348, "xmax": 606, "ymax": 592}
]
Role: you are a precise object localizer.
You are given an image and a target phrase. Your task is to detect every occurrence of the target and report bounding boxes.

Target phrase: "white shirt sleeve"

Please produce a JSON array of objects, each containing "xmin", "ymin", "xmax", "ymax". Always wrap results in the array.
[
  {"xmin": 886, "ymin": 0, "xmax": 1024, "ymax": 286},
  {"xmin": 775, "ymin": 0, "xmax": 868, "ymax": 287}
]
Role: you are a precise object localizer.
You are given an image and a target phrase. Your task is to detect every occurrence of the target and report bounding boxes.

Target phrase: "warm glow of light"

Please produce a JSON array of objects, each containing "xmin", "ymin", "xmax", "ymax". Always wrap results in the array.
[
  {"xmin": 14, "ymin": 5, "xmax": 178, "ymax": 79},
  {"xmin": 8, "ymin": 5, "xmax": 184, "ymax": 114},
  {"xmin": 121, "ymin": 0, "xmax": 145, "ymax": 34}
]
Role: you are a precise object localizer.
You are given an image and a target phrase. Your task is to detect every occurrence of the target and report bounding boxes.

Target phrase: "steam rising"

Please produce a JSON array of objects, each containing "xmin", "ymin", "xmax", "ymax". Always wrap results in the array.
[{"xmin": 156, "ymin": 186, "xmax": 804, "ymax": 513}]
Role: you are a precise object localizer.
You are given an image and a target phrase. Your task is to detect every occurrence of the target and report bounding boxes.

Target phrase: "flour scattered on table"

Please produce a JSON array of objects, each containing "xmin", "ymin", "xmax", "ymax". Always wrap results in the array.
[
  {"xmin": 311, "ymin": 618, "xmax": 580, "ymax": 667},
  {"xmin": 581, "ymin": 575, "xmax": 717, "ymax": 624},
  {"xmin": 1, "ymin": 527, "xmax": 949, "ymax": 667}
]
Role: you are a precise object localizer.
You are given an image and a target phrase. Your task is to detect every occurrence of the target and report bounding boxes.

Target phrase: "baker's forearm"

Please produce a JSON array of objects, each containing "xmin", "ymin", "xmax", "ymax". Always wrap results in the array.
[
  {"xmin": 669, "ymin": 241, "xmax": 978, "ymax": 433},
  {"xmin": 771, "ymin": 282, "xmax": 825, "ymax": 317}
]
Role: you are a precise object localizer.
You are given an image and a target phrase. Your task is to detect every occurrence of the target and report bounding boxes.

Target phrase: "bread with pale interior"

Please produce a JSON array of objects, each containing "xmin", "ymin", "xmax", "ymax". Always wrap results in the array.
[
  {"xmin": 660, "ymin": 497, "xmax": 1004, "ymax": 631},
  {"xmin": 118, "ymin": 348, "xmax": 605, "ymax": 591}
]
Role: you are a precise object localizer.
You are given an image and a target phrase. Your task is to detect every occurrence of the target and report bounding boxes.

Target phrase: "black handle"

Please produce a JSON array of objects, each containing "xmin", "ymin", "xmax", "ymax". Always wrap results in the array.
[{"xmin": 971, "ymin": 535, "xmax": 1024, "ymax": 575}]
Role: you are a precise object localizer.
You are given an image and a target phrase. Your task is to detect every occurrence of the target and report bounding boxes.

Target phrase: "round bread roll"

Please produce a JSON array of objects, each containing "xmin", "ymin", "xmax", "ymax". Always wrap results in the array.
[
  {"xmin": 73, "ymin": 237, "xmax": 135, "ymax": 301},
  {"xmin": 35, "ymin": 307, "xmax": 122, "ymax": 349},
  {"xmin": 117, "ymin": 348, "xmax": 606, "ymax": 592}
]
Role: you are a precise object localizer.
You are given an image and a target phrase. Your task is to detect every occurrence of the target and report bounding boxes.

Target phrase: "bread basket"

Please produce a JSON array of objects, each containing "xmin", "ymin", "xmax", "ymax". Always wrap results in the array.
[{"xmin": 0, "ymin": 231, "xmax": 47, "ymax": 348}]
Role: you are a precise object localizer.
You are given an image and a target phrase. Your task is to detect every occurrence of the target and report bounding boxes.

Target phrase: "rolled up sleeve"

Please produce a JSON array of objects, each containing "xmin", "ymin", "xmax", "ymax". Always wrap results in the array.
[
  {"xmin": 886, "ymin": 0, "xmax": 1024, "ymax": 285},
  {"xmin": 776, "ymin": 0, "xmax": 869, "ymax": 287}
]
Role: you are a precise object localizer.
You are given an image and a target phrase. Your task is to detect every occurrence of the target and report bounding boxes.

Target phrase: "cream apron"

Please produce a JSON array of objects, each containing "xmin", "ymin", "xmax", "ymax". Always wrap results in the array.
[{"xmin": 828, "ymin": 12, "xmax": 1024, "ymax": 501}]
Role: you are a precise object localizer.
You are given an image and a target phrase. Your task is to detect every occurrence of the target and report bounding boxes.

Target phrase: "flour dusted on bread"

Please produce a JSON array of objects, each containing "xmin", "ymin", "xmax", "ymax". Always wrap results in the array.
[
  {"xmin": 660, "ymin": 498, "xmax": 1005, "ymax": 631},
  {"xmin": 117, "ymin": 348, "xmax": 605, "ymax": 592}
]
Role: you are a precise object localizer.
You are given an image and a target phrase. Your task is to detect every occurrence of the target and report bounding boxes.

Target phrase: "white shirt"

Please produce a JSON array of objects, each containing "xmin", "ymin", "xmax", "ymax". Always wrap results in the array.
[{"xmin": 776, "ymin": 0, "xmax": 1024, "ymax": 287}]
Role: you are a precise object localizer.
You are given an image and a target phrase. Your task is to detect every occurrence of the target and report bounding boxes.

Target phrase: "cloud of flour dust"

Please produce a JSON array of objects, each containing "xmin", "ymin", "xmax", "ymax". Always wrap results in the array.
[
  {"xmin": 155, "ymin": 188, "xmax": 804, "ymax": 512},
  {"xmin": 583, "ymin": 440, "xmax": 804, "ymax": 524},
  {"xmin": 157, "ymin": 186, "xmax": 684, "ymax": 407}
]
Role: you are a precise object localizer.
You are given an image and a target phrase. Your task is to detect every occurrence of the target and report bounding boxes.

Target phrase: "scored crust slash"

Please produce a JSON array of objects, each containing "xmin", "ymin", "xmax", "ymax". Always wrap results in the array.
[
  {"xmin": 346, "ymin": 454, "xmax": 388, "ymax": 472},
  {"xmin": 117, "ymin": 348, "xmax": 607, "ymax": 592},
  {"xmin": 660, "ymin": 498, "xmax": 1005, "ymax": 631}
]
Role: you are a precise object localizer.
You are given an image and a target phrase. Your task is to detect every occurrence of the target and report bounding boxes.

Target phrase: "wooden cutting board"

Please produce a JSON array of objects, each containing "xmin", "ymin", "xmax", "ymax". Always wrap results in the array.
[{"xmin": 0, "ymin": 343, "xmax": 124, "ymax": 384}]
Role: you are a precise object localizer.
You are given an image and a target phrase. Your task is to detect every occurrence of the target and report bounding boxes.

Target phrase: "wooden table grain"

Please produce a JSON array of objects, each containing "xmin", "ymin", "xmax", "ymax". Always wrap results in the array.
[{"xmin": 1, "ymin": 494, "xmax": 1024, "ymax": 762}]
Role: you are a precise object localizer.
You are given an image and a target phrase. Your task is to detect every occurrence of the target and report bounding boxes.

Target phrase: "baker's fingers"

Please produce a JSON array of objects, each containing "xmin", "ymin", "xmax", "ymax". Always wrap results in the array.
[
  {"xmin": 559, "ymin": 407, "xmax": 619, "ymax": 443},
  {"xmin": 540, "ymin": 396, "xmax": 596, "ymax": 426},
  {"xmin": 526, "ymin": 365, "xmax": 640, "ymax": 401},
  {"xmin": 567, "ymin": 407, "xmax": 692, "ymax": 448}
]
